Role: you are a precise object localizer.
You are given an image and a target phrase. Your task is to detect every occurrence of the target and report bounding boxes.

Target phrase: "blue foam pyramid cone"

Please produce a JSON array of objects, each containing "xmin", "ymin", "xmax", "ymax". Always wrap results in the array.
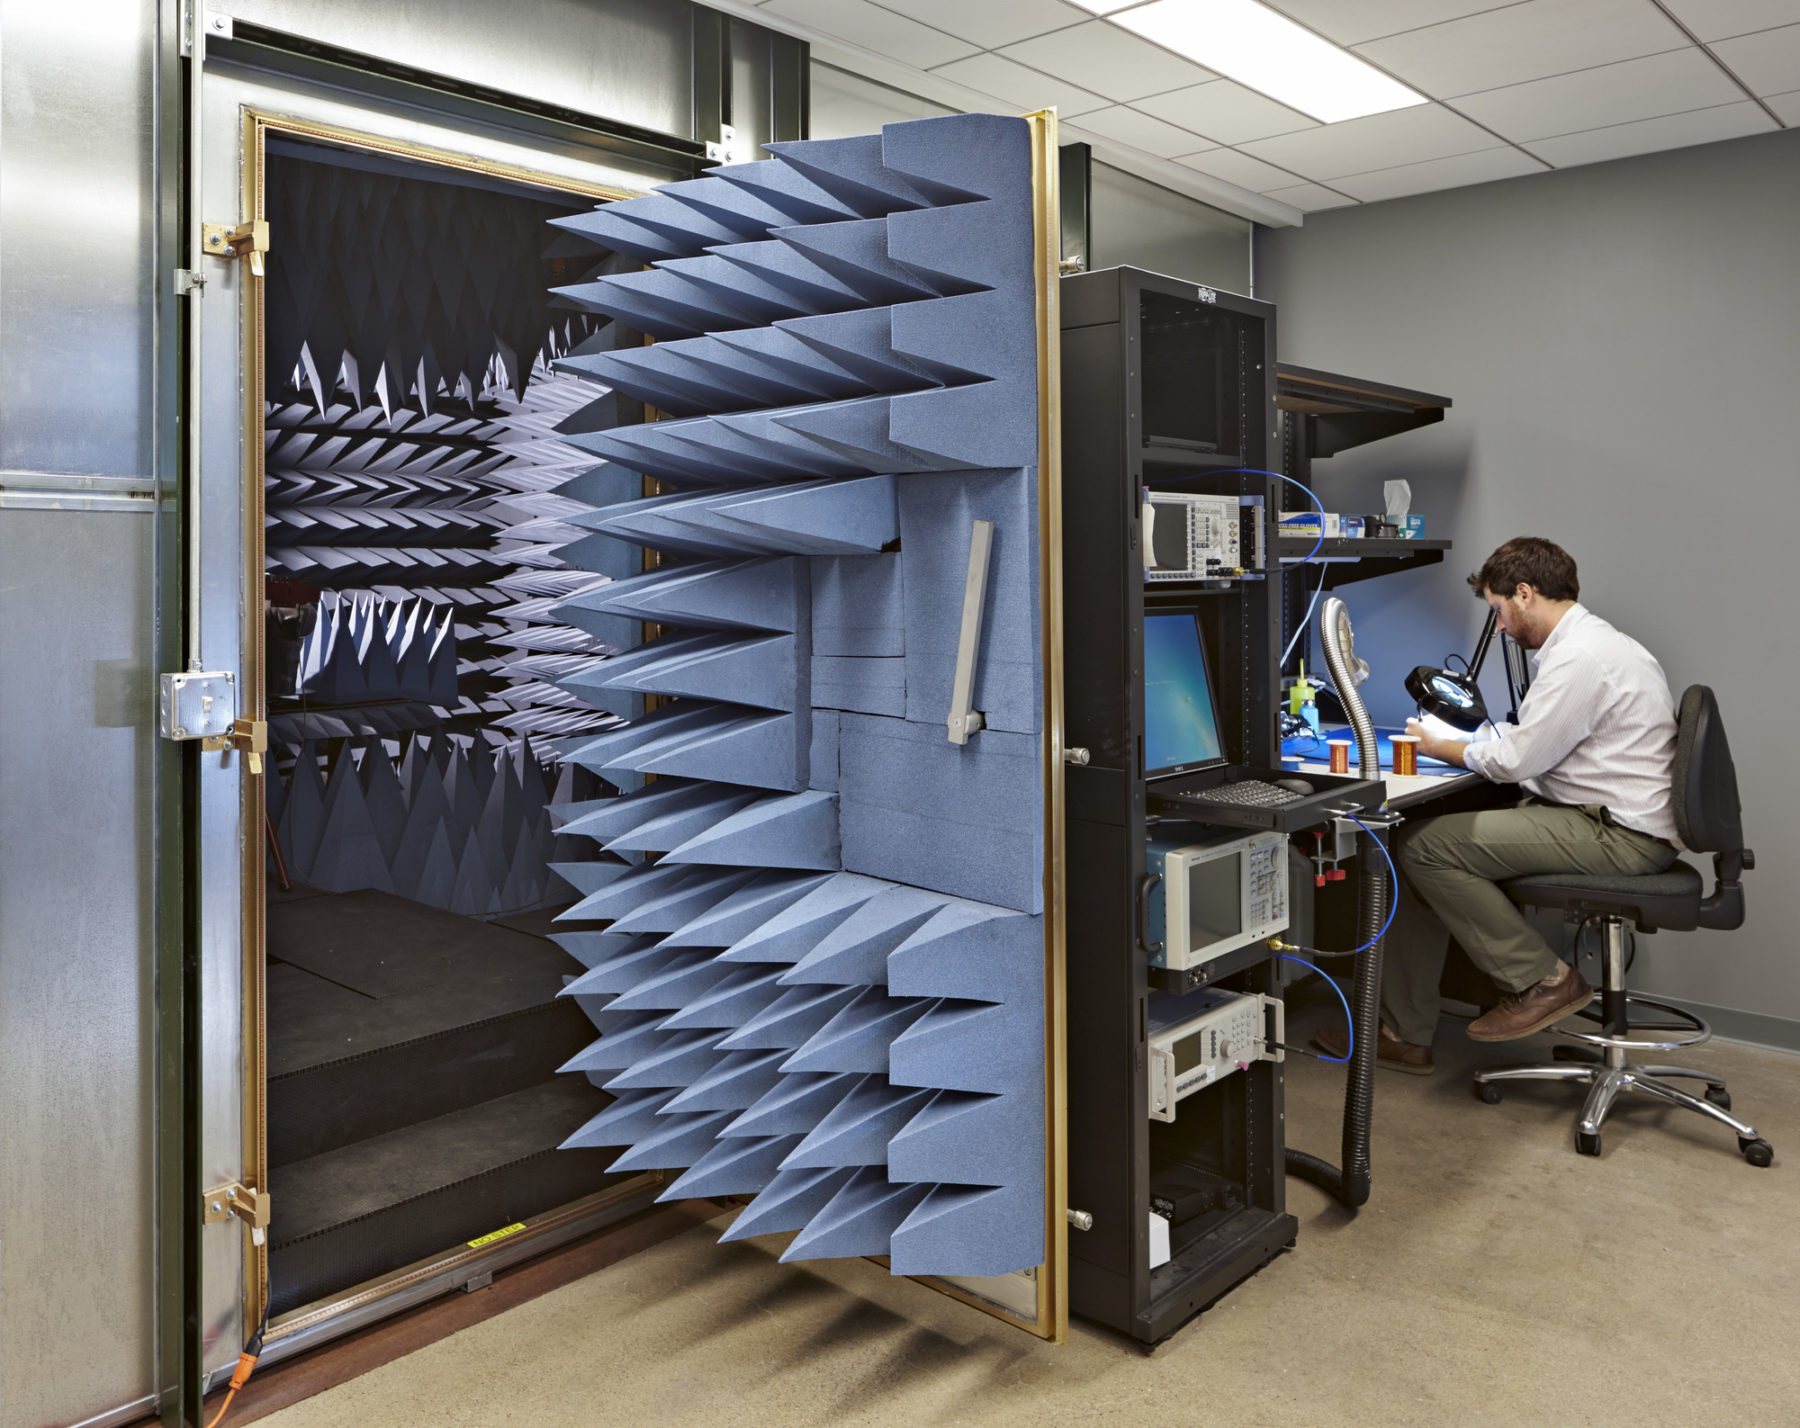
[
  {"xmin": 658, "ymin": 1047, "xmax": 788, "ymax": 1113},
  {"xmin": 707, "ymin": 159, "xmax": 859, "ymax": 225},
  {"xmin": 709, "ymin": 474, "xmax": 897, "ymax": 556},
  {"xmin": 717, "ymin": 984, "xmax": 860, "ymax": 1052},
  {"xmin": 554, "ymin": 779, "xmax": 722, "ymax": 844},
  {"xmin": 601, "ymin": 634, "xmax": 799, "ymax": 712},
  {"xmin": 780, "ymin": 987, "xmax": 934, "ymax": 1075},
  {"xmin": 559, "ymin": 1088, "xmax": 676, "ymax": 1150},
  {"xmin": 778, "ymin": 1074, "xmax": 933, "ymax": 1171},
  {"xmin": 550, "ymin": 928, "xmax": 655, "ymax": 971},
  {"xmin": 660, "ymin": 966, "xmax": 786, "ymax": 1031},
  {"xmin": 717, "ymin": 1166, "xmax": 856, "ymax": 1243},
  {"xmin": 889, "ymin": 997, "xmax": 1040, "ymax": 1097},
  {"xmin": 777, "ymin": 884, "xmax": 945, "ymax": 988},
  {"xmin": 609, "ymin": 868, "xmax": 762, "ymax": 936},
  {"xmin": 888, "ymin": 1088, "xmax": 1034, "ymax": 1188},
  {"xmin": 659, "ymin": 1133, "xmax": 805, "ymax": 1201},
  {"xmin": 889, "ymin": 1181, "xmax": 1042, "ymax": 1278},
  {"xmin": 610, "ymin": 1109, "xmax": 736, "ymax": 1173},
  {"xmin": 559, "ymin": 941, "xmax": 678, "ymax": 997},
  {"xmin": 548, "ymin": 857, "xmax": 633, "ymax": 900},
  {"xmin": 605, "ymin": 1029, "xmax": 729, "ymax": 1092},
  {"xmin": 770, "ymin": 219, "xmax": 944, "ymax": 306},
  {"xmin": 558, "ymin": 861, "xmax": 695, "ymax": 923},
  {"xmin": 605, "ymin": 787, "xmax": 765, "ymax": 856},
  {"xmin": 777, "ymin": 1166, "xmax": 931, "ymax": 1262},
  {"xmin": 718, "ymin": 871, "xmax": 888, "ymax": 966},
  {"xmin": 617, "ymin": 711, "xmax": 802, "ymax": 794},
  {"xmin": 605, "ymin": 951, "xmax": 728, "ymax": 1013},
  {"xmin": 662, "ymin": 871, "xmax": 833, "ymax": 949},
  {"xmin": 662, "ymin": 790, "xmax": 838, "ymax": 871},
  {"xmin": 559, "ymin": 1016, "xmax": 668, "ymax": 1075},
  {"xmin": 887, "ymin": 904, "xmax": 1043, "ymax": 1004},
  {"xmin": 721, "ymin": 1070, "xmax": 860, "ymax": 1141}
]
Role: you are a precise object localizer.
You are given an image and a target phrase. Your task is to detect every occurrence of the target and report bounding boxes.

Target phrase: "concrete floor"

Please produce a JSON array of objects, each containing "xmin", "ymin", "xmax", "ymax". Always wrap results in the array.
[{"xmin": 260, "ymin": 1006, "xmax": 1800, "ymax": 1428}]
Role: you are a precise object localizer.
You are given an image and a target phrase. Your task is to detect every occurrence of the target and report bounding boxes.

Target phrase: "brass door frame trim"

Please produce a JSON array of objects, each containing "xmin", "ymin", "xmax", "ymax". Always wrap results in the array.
[{"xmin": 236, "ymin": 106, "xmax": 647, "ymax": 1327}]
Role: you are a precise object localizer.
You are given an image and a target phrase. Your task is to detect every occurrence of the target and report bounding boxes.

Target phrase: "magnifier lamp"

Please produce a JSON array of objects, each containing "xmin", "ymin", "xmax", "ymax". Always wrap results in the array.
[{"xmin": 1405, "ymin": 608, "xmax": 1497, "ymax": 732}]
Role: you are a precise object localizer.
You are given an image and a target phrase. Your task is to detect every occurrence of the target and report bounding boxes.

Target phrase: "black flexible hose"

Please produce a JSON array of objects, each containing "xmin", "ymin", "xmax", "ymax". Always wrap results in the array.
[
  {"xmin": 1285, "ymin": 597, "xmax": 1388, "ymax": 1209},
  {"xmin": 1285, "ymin": 836, "xmax": 1386, "ymax": 1208}
]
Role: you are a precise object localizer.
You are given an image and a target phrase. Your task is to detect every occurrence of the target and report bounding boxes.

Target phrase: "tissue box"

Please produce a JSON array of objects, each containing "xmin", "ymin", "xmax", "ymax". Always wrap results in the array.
[
  {"xmin": 1279, "ymin": 511, "xmax": 1341, "ymax": 538},
  {"xmin": 1396, "ymin": 515, "xmax": 1425, "ymax": 539}
]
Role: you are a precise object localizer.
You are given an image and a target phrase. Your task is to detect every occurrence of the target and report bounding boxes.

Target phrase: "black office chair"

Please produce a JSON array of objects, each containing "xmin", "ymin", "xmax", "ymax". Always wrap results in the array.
[{"xmin": 1472, "ymin": 686, "xmax": 1770, "ymax": 1165}]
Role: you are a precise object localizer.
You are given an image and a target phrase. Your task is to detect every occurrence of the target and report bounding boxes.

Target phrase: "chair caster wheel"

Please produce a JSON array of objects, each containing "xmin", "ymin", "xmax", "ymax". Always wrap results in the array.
[
  {"xmin": 1704, "ymin": 1085, "xmax": 1732, "ymax": 1111},
  {"xmin": 1474, "ymin": 1081, "xmax": 1502, "ymax": 1105},
  {"xmin": 1739, "ymin": 1137, "xmax": 1773, "ymax": 1168},
  {"xmin": 1576, "ymin": 1131, "xmax": 1602, "ymax": 1157}
]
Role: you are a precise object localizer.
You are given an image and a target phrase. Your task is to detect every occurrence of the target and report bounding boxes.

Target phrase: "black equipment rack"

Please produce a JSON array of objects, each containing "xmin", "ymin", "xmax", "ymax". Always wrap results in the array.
[{"xmin": 1060, "ymin": 266, "xmax": 1302, "ymax": 1345}]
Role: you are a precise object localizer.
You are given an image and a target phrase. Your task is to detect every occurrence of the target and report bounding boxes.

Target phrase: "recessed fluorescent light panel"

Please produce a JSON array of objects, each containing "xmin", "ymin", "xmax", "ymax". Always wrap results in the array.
[{"xmin": 1111, "ymin": 0, "xmax": 1428, "ymax": 124}]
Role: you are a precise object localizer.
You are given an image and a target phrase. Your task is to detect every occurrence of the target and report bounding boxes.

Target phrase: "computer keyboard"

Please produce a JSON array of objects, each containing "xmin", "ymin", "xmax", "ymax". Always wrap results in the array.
[{"xmin": 1161, "ymin": 780, "xmax": 1305, "ymax": 809}]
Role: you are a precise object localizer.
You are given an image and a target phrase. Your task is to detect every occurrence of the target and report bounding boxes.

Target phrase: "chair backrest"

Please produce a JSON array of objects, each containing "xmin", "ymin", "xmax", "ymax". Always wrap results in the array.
[{"xmin": 1673, "ymin": 685, "xmax": 1743, "ymax": 855}]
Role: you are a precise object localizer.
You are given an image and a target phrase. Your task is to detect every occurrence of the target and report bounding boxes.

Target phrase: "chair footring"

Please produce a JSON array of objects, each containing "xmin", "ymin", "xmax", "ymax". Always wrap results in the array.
[{"xmin": 1556, "ymin": 994, "xmax": 1711, "ymax": 1052}]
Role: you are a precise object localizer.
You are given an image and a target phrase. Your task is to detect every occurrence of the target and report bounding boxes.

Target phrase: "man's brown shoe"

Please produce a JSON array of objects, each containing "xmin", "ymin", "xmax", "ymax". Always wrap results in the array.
[
  {"xmin": 1313, "ymin": 1024, "xmax": 1435, "ymax": 1075},
  {"xmin": 1466, "ymin": 965, "xmax": 1594, "ymax": 1042}
]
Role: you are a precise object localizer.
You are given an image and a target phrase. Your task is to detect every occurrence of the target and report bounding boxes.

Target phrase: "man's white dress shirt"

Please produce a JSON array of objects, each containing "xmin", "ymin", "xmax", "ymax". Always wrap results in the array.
[{"xmin": 1462, "ymin": 603, "xmax": 1679, "ymax": 845}]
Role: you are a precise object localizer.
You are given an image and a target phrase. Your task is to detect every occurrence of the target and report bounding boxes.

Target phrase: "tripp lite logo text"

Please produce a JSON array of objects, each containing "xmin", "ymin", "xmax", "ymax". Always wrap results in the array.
[{"xmin": 1195, "ymin": 286, "xmax": 1218, "ymax": 304}]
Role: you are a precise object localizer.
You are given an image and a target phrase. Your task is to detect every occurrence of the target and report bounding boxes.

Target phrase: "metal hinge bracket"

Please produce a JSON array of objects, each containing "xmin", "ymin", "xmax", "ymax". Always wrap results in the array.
[
  {"xmin": 202, "ymin": 219, "xmax": 269, "ymax": 276},
  {"xmin": 173, "ymin": 268, "xmax": 205, "ymax": 295},
  {"xmin": 204, "ymin": 1182, "xmax": 271, "ymax": 1245},
  {"xmin": 159, "ymin": 670, "xmax": 236, "ymax": 741},
  {"xmin": 202, "ymin": 716, "xmax": 269, "ymax": 775}
]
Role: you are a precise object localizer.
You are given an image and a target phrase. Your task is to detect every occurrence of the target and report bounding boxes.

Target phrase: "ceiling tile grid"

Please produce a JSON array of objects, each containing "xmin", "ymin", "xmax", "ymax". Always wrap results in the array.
[{"xmin": 739, "ymin": 0, "xmax": 1792, "ymax": 218}]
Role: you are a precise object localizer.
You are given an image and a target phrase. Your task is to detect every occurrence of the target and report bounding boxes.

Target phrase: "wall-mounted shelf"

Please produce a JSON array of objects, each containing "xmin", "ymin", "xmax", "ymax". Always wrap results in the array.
[
  {"xmin": 1278, "ymin": 537, "xmax": 1450, "ymax": 587},
  {"xmin": 1275, "ymin": 365, "xmax": 1451, "ymax": 458}
]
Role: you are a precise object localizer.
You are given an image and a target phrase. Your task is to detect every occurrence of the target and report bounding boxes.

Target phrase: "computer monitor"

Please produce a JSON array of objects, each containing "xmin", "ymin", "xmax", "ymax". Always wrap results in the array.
[{"xmin": 1144, "ymin": 608, "xmax": 1225, "ymax": 778}]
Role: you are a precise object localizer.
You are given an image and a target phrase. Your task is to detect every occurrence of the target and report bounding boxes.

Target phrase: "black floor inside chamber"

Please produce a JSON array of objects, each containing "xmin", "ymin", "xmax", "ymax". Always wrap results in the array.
[{"xmin": 265, "ymin": 886, "xmax": 622, "ymax": 1316}]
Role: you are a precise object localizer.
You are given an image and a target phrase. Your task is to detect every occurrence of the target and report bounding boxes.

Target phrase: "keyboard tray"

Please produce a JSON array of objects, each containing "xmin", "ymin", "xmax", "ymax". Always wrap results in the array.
[{"xmin": 1147, "ymin": 765, "xmax": 1386, "ymax": 833}]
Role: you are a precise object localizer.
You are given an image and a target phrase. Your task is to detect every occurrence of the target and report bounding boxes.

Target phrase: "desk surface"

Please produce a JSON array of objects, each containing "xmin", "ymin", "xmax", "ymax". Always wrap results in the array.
[{"xmin": 1283, "ymin": 724, "xmax": 1485, "ymax": 811}]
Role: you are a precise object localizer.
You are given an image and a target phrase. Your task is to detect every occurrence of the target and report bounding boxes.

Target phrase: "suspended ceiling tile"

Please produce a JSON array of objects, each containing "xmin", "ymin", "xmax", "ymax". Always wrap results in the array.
[
  {"xmin": 1261, "ymin": 181, "xmax": 1360, "ymax": 211},
  {"xmin": 1657, "ymin": 0, "xmax": 1800, "ymax": 41},
  {"xmin": 928, "ymin": 51, "xmax": 1112, "ymax": 116},
  {"xmin": 1135, "ymin": 79, "xmax": 1318, "ymax": 146},
  {"xmin": 759, "ymin": 0, "xmax": 979, "ymax": 69},
  {"xmin": 1524, "ymin": 100, "xmax": 1777, "ymax": 166},
  {"xmin": 1329, "ymin": 144, "xmax": 1546, "ymax": 201},
  {"xmin": 1174, "ymin": 146, "xmax": 1307, "ymax": 192},
  {"xmin": 1262, "ymin": 0, "xmax": 1538, "ymax": 46},
  {"xmin": 1455, "ymin": 47, "xmax": 1745, "ymax": 141},
  {"xmin": 1070, "ymin": 105, "xmax": 1218, "ymax": 157},
  {"xmin": 1353, "ymin": 0, "xmax": 1689, "ymax": 98},
  {"xmin": 868, "ymin": 0, "xmax": 1089, "ymax": 50},
  {"xmin": 996, "ymin": 20, "xmax": 1217, "ymax": 102},
  {"xmin": 1240, "ymin": 102, "xmax": 1497, "ymax": 181},
  {"xmin": 1767, "ymin": 88, "xmax": 1800, "ymax": 122},
  {"xmin": 1710, "ymin": 22, "xmax": 1800, "ymax": 93}
]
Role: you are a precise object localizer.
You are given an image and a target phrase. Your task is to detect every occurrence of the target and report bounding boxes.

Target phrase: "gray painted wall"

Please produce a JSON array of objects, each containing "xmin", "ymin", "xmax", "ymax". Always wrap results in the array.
[{"xmin": 1255, "ymin": 127, "xmax": 1800, "ymax": 1031}]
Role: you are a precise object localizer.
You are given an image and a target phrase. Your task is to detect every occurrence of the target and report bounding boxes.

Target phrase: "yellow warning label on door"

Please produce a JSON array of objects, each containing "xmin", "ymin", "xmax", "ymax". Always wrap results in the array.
[{"xmin": 467, "ymin": 1222, "xmax": 527, "ymax": 1249}]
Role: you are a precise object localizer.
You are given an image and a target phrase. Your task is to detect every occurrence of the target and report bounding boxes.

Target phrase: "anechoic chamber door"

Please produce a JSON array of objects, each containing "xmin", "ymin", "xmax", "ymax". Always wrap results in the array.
[{"xmin": 190, "ymin": 57, "xmax": 688, "ymax": 1378}]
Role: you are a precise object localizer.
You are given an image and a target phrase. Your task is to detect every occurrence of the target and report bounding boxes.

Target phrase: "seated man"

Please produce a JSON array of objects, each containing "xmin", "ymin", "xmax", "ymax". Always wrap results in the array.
[{"xmin": 1318, "ymin": 536, "xmax": 1681, "ymax": 1074}]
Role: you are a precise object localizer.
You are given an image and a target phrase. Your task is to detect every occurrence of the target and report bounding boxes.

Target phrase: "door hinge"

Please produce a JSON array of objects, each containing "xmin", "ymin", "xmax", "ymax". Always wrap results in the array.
[
  {"xmin": 202, "ymin": 716, "xmax": 269, "ymax": 775},
  {"xmin": 204, "ymin": 1182, "xmax": 272, "ymax": 1245},
  {"xmin": 159, "ymin": 670, "xmax": 237, "ymax": 741},
  {"xmin": 173, "ymin": 268, "xmax": 205, "ymax": 295},
  {"xmin": 202, "ymin": 219, "xmax": 270, "ymax": 276}
]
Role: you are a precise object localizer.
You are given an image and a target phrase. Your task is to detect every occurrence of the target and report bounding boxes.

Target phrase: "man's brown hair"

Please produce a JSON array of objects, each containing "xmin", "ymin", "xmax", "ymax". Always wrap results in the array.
[{"xmin": 1468, "ymin": 537, "xmax": 1580, "ymax": 602}]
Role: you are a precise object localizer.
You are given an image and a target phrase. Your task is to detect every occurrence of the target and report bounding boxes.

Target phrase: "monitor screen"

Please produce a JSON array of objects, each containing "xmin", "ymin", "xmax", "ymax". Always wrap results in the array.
[{"xmin": 1144, "ymin": 611, "xmax": 1224, "ymax": 776}]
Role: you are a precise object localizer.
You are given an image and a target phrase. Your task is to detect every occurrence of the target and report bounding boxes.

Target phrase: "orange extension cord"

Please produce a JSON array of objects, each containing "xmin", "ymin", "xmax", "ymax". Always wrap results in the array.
[{"xmin": 204, "ymin": 1309, "xmax": 268, "ymax": 1428}]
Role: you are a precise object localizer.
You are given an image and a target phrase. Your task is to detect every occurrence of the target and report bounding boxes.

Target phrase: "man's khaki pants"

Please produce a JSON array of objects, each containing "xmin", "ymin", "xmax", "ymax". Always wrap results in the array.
[{"xmin": 1380, "ymin": 800, "xmax": 1679, "ymax": 1047}]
